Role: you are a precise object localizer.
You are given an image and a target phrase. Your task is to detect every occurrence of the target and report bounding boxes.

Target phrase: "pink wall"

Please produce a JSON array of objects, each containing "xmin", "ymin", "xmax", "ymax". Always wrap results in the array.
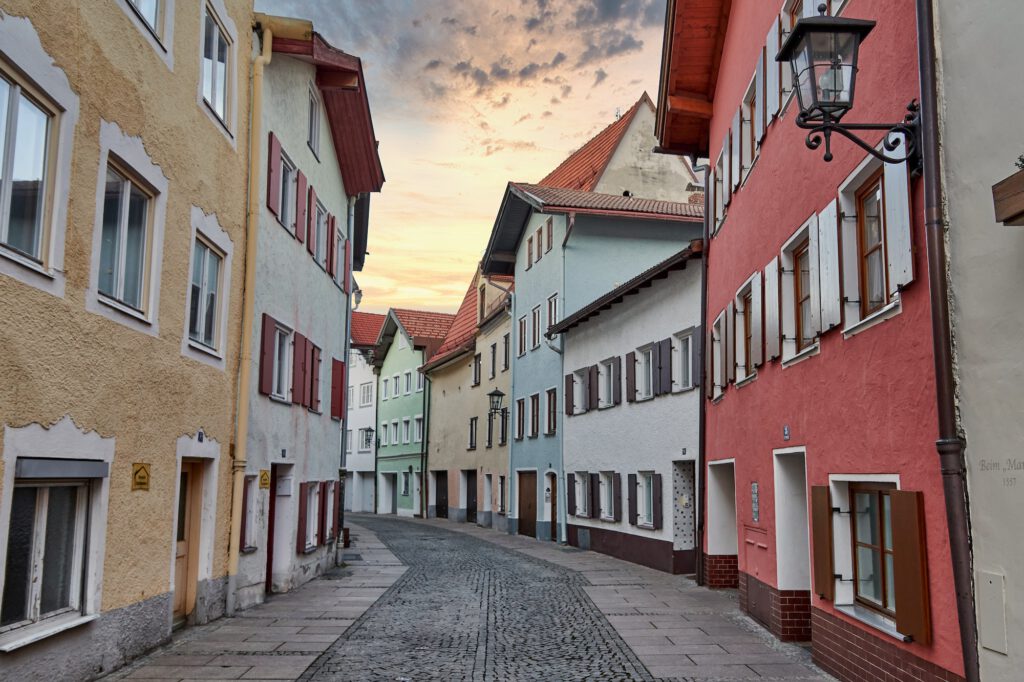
[{"xmin": 704, "ymin": 0, "xmax": 962, "ymax": 675}]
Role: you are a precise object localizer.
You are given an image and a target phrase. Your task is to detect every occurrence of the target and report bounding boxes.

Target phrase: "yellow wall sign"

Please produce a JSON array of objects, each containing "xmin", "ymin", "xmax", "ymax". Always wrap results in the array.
[
  {"xmin": 259, "ymin": 469, "xmax": 271, "ymax": 489},
  {"xmin": 132, "ymin": 463, "xmax": 151, "ymax": 491}
]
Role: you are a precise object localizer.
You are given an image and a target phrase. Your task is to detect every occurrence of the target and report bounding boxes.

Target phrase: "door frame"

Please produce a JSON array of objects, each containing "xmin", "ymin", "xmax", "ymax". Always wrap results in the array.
[
  {"xmin": 547, "ymin": 471, "xmax": 558, "ymax": 541},
  {"xmin": 517, "ymin": 469, "xmax": 538, "ymax": 538},
  {"xmin": 174, "ymin": 459, "xmax": 204, "ymax": 624}
]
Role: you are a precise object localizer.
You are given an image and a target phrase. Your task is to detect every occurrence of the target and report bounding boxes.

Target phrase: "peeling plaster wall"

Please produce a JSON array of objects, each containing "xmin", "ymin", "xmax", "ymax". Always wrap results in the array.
[{"xmin": 0, "ymin": 0, "xmax": 251, "ymax": 675}]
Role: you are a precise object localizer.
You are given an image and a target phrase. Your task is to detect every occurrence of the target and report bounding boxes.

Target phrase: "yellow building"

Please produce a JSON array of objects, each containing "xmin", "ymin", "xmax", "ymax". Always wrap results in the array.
[{"xmin": 0, "ymin": 1, "xmax": 251, "ymax": 677}]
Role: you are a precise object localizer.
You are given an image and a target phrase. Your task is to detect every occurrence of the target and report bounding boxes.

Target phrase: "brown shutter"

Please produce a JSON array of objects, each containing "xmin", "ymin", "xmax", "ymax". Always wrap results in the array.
[
  {"xmin": 692, "ymin": 325, "xmax": 702, "ymax": 387},
  {"xmin": 240, "ymin": 476, "xmax": 250, "ymax": 550},
  {"xmin": 612, "ymin": 356, "xmax": 622, "ymax": 405},
  {"xmin": 588, "ymin": 365, "xmax": 599, "ymax": 410},
  {"xmin": 589, "ymin": 473, "xmax": 600, "ymax": 519},
  {"xmin": 307, "ymin": 186, "xmax": 317, "ymax": 254},
  {"xmin": 811, "ymin": 486, "xmax": 835, "ymax": 600},
  {"xmin": 297, "ymin": 481, "xmax": 309, "ymax": 553},
  {"xmin": 626, "ymin": 351, "xmax": 636, "ymax": 403},
  {"xmin": 267, "ymin": 132, "xmax": 281, "ymax": 216},
  {"xmin": 292, "ymin": 332, "xmax": 307, "ymax": 406},
  {"xmin": 567, "ymin": 473, "xmax": 576, "ymax": 516},
  {"xmin": 651, "ymin": 343, "xmax": 662, "ymax": 395},
  {"xmin": 333, "ymin": 481, "xmax": 342, "ymax": 539},
  {"xmin": 652, "ymin": 474, "xmax": 663, "ymax": 530},
  {"xmin": 612, "ymin": 473, "xmax": 622, "ymax": 522},
  {"xmin": 627, "ymin": 474, "xmax": 638, "ymax": 525},
  {"xmin": 309, "ymin": 344, "xmax": 321, "ymax": 412},
  {"xmin": 891, "ymin": 490, "xmax": 931, "ymax": 644},
  {"xmin": 259, "ymin": 313, "xmax": 276, "ymax": 395},
  {"xmin": 659, "ymin": 338, "xmax": 672, "ymax": 394},
  {"xmin": 318, "ymin": 481, "xmax": 328, "ymax": 545},
  {"xmin": 331, "ymin": 359, "xmax": 344, "ymax": 420},
  {"xmin": 295, "ymin": 170, "xmax": 307, "ymax": 241},
  {"xmin": 564, "ymin": 374, "xmax": 574, "ymax": 415}
]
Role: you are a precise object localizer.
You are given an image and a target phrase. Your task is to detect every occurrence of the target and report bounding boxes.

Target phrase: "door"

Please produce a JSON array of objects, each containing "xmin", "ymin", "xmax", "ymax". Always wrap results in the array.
[
  {"xmin": 548, "ymin": 473, "xmax": 558, "ymax": 541},
  {"xmin": 436, "ymin": 471, "xmax": 448, "ymax": 518},
  {"xmin": 265, "ymin": 464, "xmax": 280, "ymax": 593},
  {"xmin": 466, "ymin": 470, "xmax": 477, "ymax": 523},
  {"xmin": 518, "ymin": 471, "xmax": 537, "ymax": 538},
  {"xmin": 173, "ymin": 461, "xmax": 202, "ymax": 625}
]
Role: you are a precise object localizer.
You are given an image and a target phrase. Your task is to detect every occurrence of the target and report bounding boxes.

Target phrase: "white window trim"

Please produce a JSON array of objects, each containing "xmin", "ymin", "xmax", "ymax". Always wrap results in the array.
[
  {"xmin": 637, "ymin": 345, "xmax": 656, "ymax": 402},
  {"xmin": 86, "ymin": 120, "xmax": 168, "ymax": 336},
  {"xmin": 305, "ymin": 483, "xmax": 319, "ymax": 551},
  {"xmin": 242, "ymin": 474, "xmax": 257, "ymax": 549},
  {"xmin": 181, "ymin": 206, "xmax": 233, "ymax": 368},
  {"xmin": 546, "ymin": 292, "xmax": 559, "ymax": 329},
  {"xmin": 574, "ymin": 473, "xmax": 589, "ymax": 516},
  {"xmin": 598, "ymin": 359, "xmax": 616, "ymax": 409},
  {"xmin": 379, "ymin": 422, "xmax": 388, "ymax": 447},
  {"xmin": 416, "ymin": 371, "xmax": 425, "ymax": 392},
  {"xmin": 599, "ymin": 471, "xmax": 615, "ymax": 521},
  {"xmin": 267, "ymin": 319, "xmax": 292, "ymax": 402},
  {"xmin": 0, "ymin": 13, "xmax": 79, "ymax": 301},
  {"xmin": 531, "ymin": 305, "xmax": 542, "ymax": 349},
  {"xmin": 414, "ymin": 415, "xmax": 423, "ymax": 443},
  {"xmin": 712, "ymin": 311, "xmax": 725, "ymax": 400},
  {"xmin": 117, "ymin": 0, "xmax": 176, "ymax": 68},
  {"xmin": 196, "ymin": 0, "xmax": 238, "ymax": 144},
  {"xmin": 673, "ymin": 327, "xmax": 696, "ymax": 393},
  {"xmin": 402, "ymin": 418, "xmax": 411, "ymax": 444},
  {"xmin": 639, "ymin": 471, "xmax": 655, "ymax": 527},
  {"xmin": 359, "ymin": 382, "xmax": 373, "ymax": 407},
  {"xmin": 842, "ymin": 296, "xmax": 902, "ymax": 339},
  {"xmin": 381, "ymin": 378, "xmax": 389, "ymax": 401},
  {"xmin": 517, "ymin": 316, "xmax": 527, "ymax": 356},
  {"xmin": 740, "ymin": 75, "xmax": 759, "ymax": 184},
  {"xmin": 543, "ymin": 386, "xmax": 558, "ymax": 435},
  {"xmin": 779, "ymin": 220, "xmax": 818, "ymax": 364},
  {"xmin": 404, "ymin": 371, "xmax": 412, "ymax": 395},
  {"xmin": 391, "ymin": 419, "xmax": 399, "ymax": 446}
]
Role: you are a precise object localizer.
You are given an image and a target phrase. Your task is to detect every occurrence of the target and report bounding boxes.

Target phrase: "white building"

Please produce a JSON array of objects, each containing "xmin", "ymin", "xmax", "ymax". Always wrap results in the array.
[
  {"xmin": 346, "ymin": 310, "xmax": 385, "ymax": 512},
  {"xmin": 550, "ymin": 244, "xmax": 703, "ymax": 573}
]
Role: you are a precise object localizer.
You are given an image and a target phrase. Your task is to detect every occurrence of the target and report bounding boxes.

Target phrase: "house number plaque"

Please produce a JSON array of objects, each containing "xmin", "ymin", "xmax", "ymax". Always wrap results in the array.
[{"xmin": 132, "ymin": 463, "xmax": 151, "ymax": 491}]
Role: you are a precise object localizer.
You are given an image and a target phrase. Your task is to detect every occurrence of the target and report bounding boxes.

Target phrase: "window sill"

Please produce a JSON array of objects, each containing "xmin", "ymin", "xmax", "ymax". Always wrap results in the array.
[
  {"xmin": 268, "ymin": 395, "xmax": 292, "ymax": 405},
  {"xmin": 734, "ymin": 371, "xmax": 757, "ymax": 388},
  {"xmin": 0, "ymin": 612, "xmax": 99, "ymax": 652},
  {"xmin": 187, "ymin": 338, "xmax": 223, "ymax": 361},
  {"xmin": 600, "ymin": 515, "xmax": 616, "ymax": 523},
  {"xmin": 597, "ymin": 403, "xmax": 614, "ymax": 411},
  {"xmin": 835, "ymin": 603, "xmax": 910, "ymax": 643},
  {"xmin": 0, "ymin": 245, "xmax": 51, "ymax": 278},
  {"xmin": 635, "ymin": 394, "xmax": 655, "ymax": 403},
  {"xmin": 467, "ymin": 447, "xmax": 477, "ymax": 451},
  {"xmin": 782, "ymin": 342, "xmax": 820, "ymax": 368},
  {"xmin": 307, "ymin": 407, "xmax": 323, "ymax": 416},
  {"xmin": 672, "ymin": 384, "xmax": 696, "ymax": 394},
  {"xmin": 842, "ymin": 298, "xmax": 902, "ymax": 339},
  {"xmin": 98, "ymin": 294, "xmax": 151, "ymax": 325},
  {"xmin": 544, "ymin": 431, "xmax": 556, "ymax": 437},
  {"xmin": 637, "ymin": 522, "xmax": 655, "ymax": 530},
  {"xmin": 240, "ymin": 545, "xmax": 258, "ymax": 555},
  {"xmin": 302, "ymin": 545, "xmax": 318, "ymax": 555},
  {"xmin": 201, "ymin": 99, "xmax": 234, "ymax": 139}
]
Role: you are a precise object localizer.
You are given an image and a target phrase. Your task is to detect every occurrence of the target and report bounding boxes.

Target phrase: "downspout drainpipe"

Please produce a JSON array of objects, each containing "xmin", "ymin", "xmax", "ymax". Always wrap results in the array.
[
  {"xmin": 915, "ymin": 2, "xmax": 978, "ymax": 680},
  {"xmin": 337, "ymin": 194, "xmax": 357, "ymax": 562},
  {"xmin": 693, "ymin": 158, "xmax": 709, "ymax": 587},
  {"xmin": 421, "ymin": 373, "xmax": 431, "ymax": 518}
]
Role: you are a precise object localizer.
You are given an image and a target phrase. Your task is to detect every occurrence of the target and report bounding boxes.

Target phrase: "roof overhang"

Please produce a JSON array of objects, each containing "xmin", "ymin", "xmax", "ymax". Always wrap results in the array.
[
  {"xmin": 655, "ymin": 0, "xmax": 732, "ymax": 158},
  {"xmin": 352, "ymin": 194, "xmax": 370, "ymax": 271},
  {"xmin": 481, "ymin": 183, "xmax": 533, "ymax": 276},
  {"xmin": 421, "ymin": 340, "xmax": 475, "ymax": 375}
]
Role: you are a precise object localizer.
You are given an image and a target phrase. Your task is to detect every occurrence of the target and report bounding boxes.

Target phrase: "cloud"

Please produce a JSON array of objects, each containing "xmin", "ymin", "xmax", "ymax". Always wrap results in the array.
[
  {"xmin": 593, "ymin": 68, "xmax": 608, "ymax": 86},
  {"xmin": 561, "ymin": 84, "xmax": 573, "ymax": 98},
  {"xmin": 480, "ymin": 138, "xmax": 539, "ymax": 157},
  {"xmin": 550, "ymin": 51, "xmax": 567, "ymax": 67},
  {"xmin": 493, "ymin": 93, "xmax": 511, "ymax": 108},
  {"xmin": 424, "ymin": 59, "xmax": 443, "ymax": 71},
  {"xmin": 490, "ymin": 62, "xmax": 512, "ymax": 81},
  {"xmin": 514, "ymin": 113, "xmax": 533, "ymax": 125},
  {"xmin": 578, "ymin": 29, "xmax": 645, "ymax": 66},
  {"xmin": 542, "ymin": 110, "xmax": 553, "ymax": 118}
]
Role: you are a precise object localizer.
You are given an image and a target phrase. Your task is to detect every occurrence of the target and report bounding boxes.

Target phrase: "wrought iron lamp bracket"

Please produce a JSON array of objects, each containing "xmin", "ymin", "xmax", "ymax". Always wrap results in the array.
[{"xmin": 795, "ymin": 100, "xmax": 921, "ymax": 170}]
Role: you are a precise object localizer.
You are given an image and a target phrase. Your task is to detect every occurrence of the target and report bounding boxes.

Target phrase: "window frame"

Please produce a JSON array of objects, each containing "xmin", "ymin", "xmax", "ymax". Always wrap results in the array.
[
  {"xmin": 379, "ymin": 421, "xmax": 388, "ymax": 447},
  {"xmin": 793, "ymin": 238, "xmax": 813, "ymax": 353},
  {"xmin": 468, "ymin": 416, "xmax": 478, "ymax": 450},
  {"xmin": 359, "ymin": 428, "xmax": 373, "ymax": 452},
  {"xmin": 97, "ymin": 161, "xmax": 156, "ymax": 315},
  {"xmin": 307, "ymin": 86, "xmax": 321, "ymax": 158},
  {"xmin": 517, "ymin": 316, "xmax": 527, "ymax": 356},
  {"xmin": 529, "ymin": 394, "xmax": 540, "ymax": 438},
  {"xmin": 599, "ymin": 359, "xmax": 616, "ymax": 408},
  {"xmin": 545, "ymin": 217, "xmax": 553, "ymax": 252},
  {"xmin": 638, "ymin": 346, "xmax": 655, "ymax": 400},
  {"xmin": 199, "ymin": 3, "xmax": 233, "ymax": 131},
  {"xmin": 359, "ymin": 382, "xmax": 373, "ymax": 407},
  {"xmin": 546, "ymin": 293, "xmax": 558, "ymax": 329},
  {"xmin": 270, "ymin": 322, "xmax": 292, "ymax": 401},
  {"xmin": 499, "ymin": 407, "xmax": 509, "ymax": 445},
  {"xmin": 849, "ymin": 482, "xmax": 897, "ymax": 618},
  {"xmin": 531, "ymin": 305, "xmax": 541, "ymax": 349},
  {"xmin": 526, "ymin": 235, "xmax": 533, "ymax": 269},
  {"xmin": 498, "ymin": 476, "xmax": 506, "ymax": 513},
  {"xmin": 545, "ymin": 388, "xmax": 557, "ymax": 435},
  {"xmin": 489, "ymin": 343, "xmax": 497, "ymax": 379},
  {"xmin": 404, "ymin": 371, "xmax": 412, "ymax": 395},
  {"xmin": 304, "ymin": 483, "xmax": 319, "ymax": 551},
  {"xmin": 574, "ymin": 472, "xmax": 588, "ymax": 516},
  {"xmin": 640, "ymin": 471, "xmax": 655, "ymax": 526},
  {"xmin": 472, "ymin": 354, "xmax": 481, "ymax": 386},
  {"xmin": 741, "ymin": 76, "xmax": 758, "ymax": 180},
  {"xmin": 277, "ymin": 151, "xmax": 297, "ymax": 233},
  {"xmin": 414, "ymin": 416, "xmax": 423, "ymax": 443},
  {"xmin": 401, "ymin": 472, "xmax": 410, "ymax": 497},
  {"xmin": 313, "ymin": 200, "xmax": 328, "ymax": 268},
  {"xmin": 600, "ymin": 471, "xmax": 615, "ymax": 521},
  {"xmin": 856, "ymin": 169, "xmax": 889, "ymax": 318},
  {"xmin": 381, "ymin": 378, "xmax": 389, "ymax": 400},
  {"xmin": 187, "ymin": 233, "xmax": 225, "ymax": 352},
  {"xmin": 416, "ymin": 371, "xmax": 425, "ymax": 392},
  {"xmin": 503, "ymin": 333, "xmax": 510, "ymax": 369},
  {"xmin": 515, "ymin": 398, "xmax": 525, "ymax": 440},
  {"xmin": 402, "ymin": 418, "xmax": 411, "ymax": 445},
  {"xmin": 673, "ymin": 330, "xmax": 693, "ymax": 392},
  {"xmin": 390, "ymin": 420, "xmax": 398, "ymax": 445}
]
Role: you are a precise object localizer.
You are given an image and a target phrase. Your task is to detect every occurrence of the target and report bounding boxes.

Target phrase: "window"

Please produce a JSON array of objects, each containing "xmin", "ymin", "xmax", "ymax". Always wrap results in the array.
[
  {"xmin": 392, "ymin": 374, "xmax": 400, "ymax": 395},
  {"xmin": 314, "ymin": 201, "xmax": 327, "ymax": 266},
  {"xmin": 127, "ymin": 0, "xmax": 160, "ymax": 32},
  {"xmin": 390, "ymin": 420, "xmax": 398, "ymax": 444},
  {"xmin": 793, "ymin": 238, "xmax": 813, "ymax": 351},
  {"xmin": 359, "ymin": 382, "xmax": 373, "ymax": 406},
  {"xmin": 713, "ymin": 153, "xmax": 725, "ymax": 232},
  {"xmin": 529, "ymin": 394, "xmax": 540, "ymax": 438},
  {"xmin": 535, "ymin": 227, "xmax": 543, "ymax": 262},
  {"xmin": 380, "ymin": 422, "xmax": 388, "ymax": 446},
  {"xmin": 278, "ymin": 153, "xmax": 296, "ymax": 232},
  {"xmin": 334, "ymin": 229, "xmax": 345, "ymax": 288},
  {"xmin": 599, "ymin": 359, "xmax": 616, "ymax": 408},
  {"xmin": 498, "ymin": 476, "xmax": 506, "ymax": 513},
  {"xmin": 270, "ymin": 324, "xmax": 291, "ymax": 400},
  {"xmin": 515, "ymin": 398, "xmax": 525, "ymax": 440},
  {"xmin": 574, "ymin": 473, "xmax": 588, "ymax": 516},
  {"xmin": 346, "ymin": 429, "xmax": 352, "ymax": 452},
  {"xmin": 499, "ymin": 407, "xmax": 508, "ymax": 445},
  {"xmin": 712, "ymin": 312, "xmax": 725, "ymax": 399},
  {"xmin": 401, "ymin": 472, "xmax": 410, "ymax": 496},
  {"xmin": 307, "ymin": 87, "xmax": 320, "ymax": 156},
  {"xmin": 1, "ymin": 480, "xmax": 89, "ymax": 632},
  {"xmin": 527, "ymin": 236, "xmax": 533, "ymax": 268},
  {"xmin": 673, "ymin": 332, "xmax": 693, "ymax": 391},
  {"xmin": 414, "ymin": 416, "xmax": 423, "ymax": 443},
  {"xmin": 359, "ymin": 428, "xmax": 373, "ymax": 451},
  {"xmin": 489, "ymin": 343, "xmax": 496, "ymax": 379},
  {"xmin": 404, "ymin": 371, "xmax": 412, "ymax": 395},
  {"xmin": 472, "ymin": 354, "xmax": 481, "ymax": 386},
  {"xmin": 857, "ymin": 170, "xmax": 888, "ymax": 317},
  {"xmin": 201, "ymin": 7, "xmax": 231, "ymax": 124},
  {"xmin": 0, "ymin": 71, "xmax": 55, "ymax": 264},
  {"xmin": 468, "ymin": 417, "xmax": 478, "ymax": 450},
  {"xmin": 742, "ymin": 77, "xmax": 757, "ymax": 178},
  {"xmin": 545, "ymin": 217, "xmax": 553, "ymax": 252},
  {"xmin": 600, "ymin": 472, "xmax": 615, "ymax": 520},
  {"xmin": 98, "ymin": 165, "xmax": 153, "ymax": 312},
  {"xmin": 503, "ymin": 333, "xmax": 510, "ymax": 369},
  {"xmin": 850, "ymin": 485, "xmax": 896, "ymax": 615},
  {"xmin": 545, "ymin": 388, "xmax": 557, "ymax": 435},
  {"xmin": 531, "ymin": 306, "xmax": 541, "ymax": 348},
  {"xmin": 347, "ymin": 386, "xmax": 353, "ymax": 410},
  {"xmin": 640, "ymin": 472, "xmax": 655, "ymax": 526},
  {"xmin": 241, "ymin": 475, "xmax": 257, "ymax": 550},
  {"xmin": 402, "ymin": 418, "xmax": 411, "ymax": 444},
  {"xmin": 546, "ymin": 294, "xmax": 558, "ymax": 328},
  {"xmin": 416, "ymin": 371, "xmax": 425, "ymax": 392},
  {"xmin": 382, "ymin": 378, "xmax": 389, "ymax": 400},
  {"xmin": 517, "ymin": 316, "xmax": 527, "ymax": 356},
  {"xmin": 639, "ymin": 347, "xmax": 655, "ymax": 400},
  {"xmin": 304, "ymin": 483, "xmax": 319, "ymax": 550},
  {"xmin": 188, "ymin": 236, "xmax": 223, "ymax": 349},
  {"xmin": 486, "ymin": 412, "xmax": 494, "ymax": 448}
]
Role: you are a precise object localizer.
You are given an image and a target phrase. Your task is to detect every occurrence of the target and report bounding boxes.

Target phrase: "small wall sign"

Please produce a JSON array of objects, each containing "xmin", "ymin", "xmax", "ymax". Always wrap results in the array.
[
  {"xmin": 783, "ymin": 425, "xmax": 791, "ymax": 441},
  {"xmin": 259, "ymin": 470, "xmax": 271, "ymax": 489},
  {"xmin": 132, "ymin": 463, "xmax": 151, "ymax": 491},
  {"xmin": 751, "ymin": 482, "xmax": 760, "ymax": 523}
]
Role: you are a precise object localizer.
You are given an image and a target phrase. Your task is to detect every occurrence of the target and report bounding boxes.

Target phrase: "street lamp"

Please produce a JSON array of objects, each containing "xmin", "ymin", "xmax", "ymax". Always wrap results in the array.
[
  {"xmin": 487, "ymin": 388, "xmax": 505, "ymax": 415},
  {"xmin": 776, "ymin": 3, "xmax": 919, "ymax": 165}
]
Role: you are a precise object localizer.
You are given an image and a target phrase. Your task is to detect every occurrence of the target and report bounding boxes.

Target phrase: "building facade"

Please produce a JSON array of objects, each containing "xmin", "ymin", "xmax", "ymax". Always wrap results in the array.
[
  {"xmin": 374, "ymin": 308, "xmax": 453, "ymax": 516},
  {"xmin": 553, "ymin": 246, "xmax": 703, "ymax": 574},
  {"xmin": 0, "ymin": 1, "xmax": 250, "ymax": 677},
  {"xmin": 423, "ymin": 270, "xmax": 512, "ymax": 529},
  {"xmin": 658, "ymin": 1, "xmax": 967, "ymax": 680},
  {"xmin": 345, "ymin": 311, "xmax": 385, "ymax": 513}
]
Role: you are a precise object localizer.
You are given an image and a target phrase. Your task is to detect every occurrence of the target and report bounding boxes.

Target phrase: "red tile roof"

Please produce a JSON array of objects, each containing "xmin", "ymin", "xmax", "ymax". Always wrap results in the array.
[
  {"xmin": 539, "ymin": 93, "xmax": 654, "ymax": 192},
  {"xmin": 392, "ymin": 309, "xmax": 455, "ymax": 343},
  {"xmin": 424, "ymin": 280, "xmax": 479, "ymax": 369},
  {"xmin": 351, "ymin": 311, "xmax": 386, "ymax": 347},
  {"xmin": 510, "ymin": 183, "xmax": 703, "ymax": 220}
]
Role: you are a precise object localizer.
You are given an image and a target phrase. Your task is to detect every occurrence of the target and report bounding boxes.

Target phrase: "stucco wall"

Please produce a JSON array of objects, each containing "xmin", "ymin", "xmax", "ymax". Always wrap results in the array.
[
  {"xmin": 937, "ymin": 1, "xmax": 1024, "ymax": 677},
  {"xmin": 376, "ymin": 327, "xmax": 427, "ymax": 514},
  {"xmin": 0, "ymin": 0, "xmax": 250, "ymax": 674},
  {"xmin": 345, "ymin": 347, "xmax": 376, "ymax": 512}
]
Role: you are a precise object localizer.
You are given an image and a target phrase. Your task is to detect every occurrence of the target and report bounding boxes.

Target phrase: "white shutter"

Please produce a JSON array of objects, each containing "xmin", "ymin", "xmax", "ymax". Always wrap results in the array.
[
  {"xmin": 755, "ymin": 47, "xmax": 765, "ymax": 145},
  {"xmin": 725, "ymin": 302, "xmax": 736, "ymax": 384},
  {"xmin": 722, "ymin": 133, "xmax": 732, "ymax": 206},
  {"xmin": 708, "ymin": 167, "xmax": 717, "ymax": 228},
  {"xmin": 817, "ymin": 199, "xmax": 842, "ymax": 331},
  {"xmin": 766, "ymin": 18, "xmax": 781, "ymax": 121},
  {"xmin": 884, "ymin": 134, "xmax": 914, "ymax": 294},
  {"xmin": 751, "ymin": 271, "xmax": 764, "ymax": 367},
  {"xmin": 734, "ymin": 294, "xmax": 745, "ymax": 375},
  {"xmin": 840, "ymin": 199, "xmax": 860, "ymax": 325},
  {"xmin": 806, "ymin": 214, "xmax": 822, "ymax": 336},
  {"xmin": 731, "ymin": 110, "xmax": 742, "ymax": 190},
  {"xmin": 764, "ymin": 257, "xmax": 781, "ymax": 361}
]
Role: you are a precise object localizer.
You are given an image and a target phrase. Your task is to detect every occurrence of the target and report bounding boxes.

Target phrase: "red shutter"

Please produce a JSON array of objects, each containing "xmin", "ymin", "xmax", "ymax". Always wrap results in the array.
[
  {"xmin": 307, "ymin": 186, "xmax": 318, "ymax": 254},
  {"xmin": 333, "ymin": 480, "xmax": 342, "ymax": 539},
  {"xmin": 564, "ymin": 374, "xmax": 574, "ymax": 415},
  {"xmin": 659, "ymin": 338, "xmax": 673, "ymax": 395},
  {"xmin": 567, "ymin": 473, "xmax": 576, "ymax": 516},
  {"xmin": 292, "ymin": 332, "xmax": 307, "ymax": 406},
  {"xmin": 652, "ymin": 474, "xmax": 663, "ymax": 530},
  {"xmin": 626, "ymin": 352, "xmax": 636, "ymax": 403},
  {"xmin": 267, "ymin": 132, "xmax": 281, "ymax": 216},
  {"xmin": 331, "ymin": 359, "xmax": 345, "ymax": 420},
  {"xmin": 344, "ymin": 239, "xmax": 352, "ymax": 294},
  {"xmin": 627, "ymin": 474, "xmax": 638, "ymax": 525},
  {"xmin": 318, "ymin": 481, "xmax": 328, "ymax": 545},
  {"xmin": 258, "ymin": 313, "xmax": 276, "ymax": 396},
  {"xmin": 309, "ymin": 343, "xmax": 321, "ymax": 412},
  {"xmin": 326, "ymin": 214, "xmax": 337, "ymax": 277},
  {"xmin": 240, "ymin": 476, "xmax": 250, "ymax": 550},
  {"xmin": 295, "ymin": 170, "xmax": 307, "ymax": 242},
  {"xmin": 296, "ymin": 481, "xmax": 309, "ymax": 553},
  {"xmin": 613, "ymin": 356, "xmax": 622, "ymax": 405},
  {"xmin": 612, "ymin": 473, "xmax": 622, "ymax": 522}
]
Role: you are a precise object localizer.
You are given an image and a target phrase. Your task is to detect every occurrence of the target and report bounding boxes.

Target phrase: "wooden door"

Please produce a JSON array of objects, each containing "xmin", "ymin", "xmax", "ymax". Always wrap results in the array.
[
  {"xmin": 173, "ymin": 461, "xmax": 201, "ymax": 625},
  {"xmin": 518, "ymin": 471, "xmax": 537, "ymax": 538},
  {"xmin": 466, "ymin": 470, "xmax": 477, "ymax": 523},
  {"xmin": 549, "ymin": 474, "xmax": 557, "ymax": 541},
  {"xmin": 436, "ymin": 472, "xmax": 448, "ymax": 518},
  {"xmin": 265, "ymin": 464, "xmax": 280, "ymax": 593}
]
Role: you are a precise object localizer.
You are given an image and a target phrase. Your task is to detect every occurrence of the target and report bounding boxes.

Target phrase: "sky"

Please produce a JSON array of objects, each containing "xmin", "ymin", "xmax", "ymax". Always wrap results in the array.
[{"xmin": 255, "ymin": 0, "xmax": 669, "ymax": 314}]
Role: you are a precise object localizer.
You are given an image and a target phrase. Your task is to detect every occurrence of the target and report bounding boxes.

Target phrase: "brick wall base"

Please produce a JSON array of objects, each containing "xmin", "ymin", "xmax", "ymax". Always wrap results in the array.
[
  {"xmin": 812, "ymin": 607, "xmax": 964, "ymax": 682},
  {"xmin": 703, "ymin": 553, "xmax": 738, "ymax": 588},
  {"xmin": 738, "ymin": 573, "xmax": 811, "ymax": 642}
]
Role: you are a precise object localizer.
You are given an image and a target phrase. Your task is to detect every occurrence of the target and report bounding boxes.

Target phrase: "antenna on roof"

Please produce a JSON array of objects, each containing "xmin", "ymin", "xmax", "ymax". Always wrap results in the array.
[{"xmin": 615, "ymin": 107, "xmax": 622, "ymax": 120}]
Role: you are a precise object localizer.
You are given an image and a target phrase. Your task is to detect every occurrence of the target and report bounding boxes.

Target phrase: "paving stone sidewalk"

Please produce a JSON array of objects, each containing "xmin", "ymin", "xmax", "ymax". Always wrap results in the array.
[{"xmin": 103, "ymin": 522, "xmax": 405, "ymax": 682}]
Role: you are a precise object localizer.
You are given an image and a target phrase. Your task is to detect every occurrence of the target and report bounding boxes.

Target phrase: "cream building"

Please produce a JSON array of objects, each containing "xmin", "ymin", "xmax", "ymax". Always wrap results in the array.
[
  {"xmin": 0, "ymin": 1, "xmax": 251, "ymax": 678},
  {"xmin": 424, "ymin": 270, "xmax": 513, "ymax": 530}
]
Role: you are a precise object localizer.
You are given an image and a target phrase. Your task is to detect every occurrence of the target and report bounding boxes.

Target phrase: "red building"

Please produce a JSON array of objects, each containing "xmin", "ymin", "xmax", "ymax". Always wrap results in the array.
[{"xmin": 657, "ymin": 1, "xmax": 968, "ymax": 680}]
